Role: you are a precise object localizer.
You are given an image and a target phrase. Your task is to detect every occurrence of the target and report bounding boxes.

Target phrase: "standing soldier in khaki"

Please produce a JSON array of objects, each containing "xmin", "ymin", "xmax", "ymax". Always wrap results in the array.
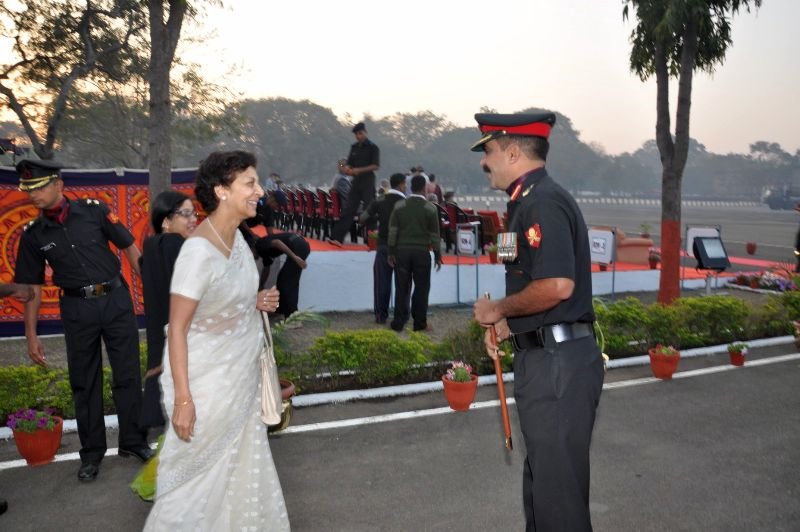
[
  {"xmin": 13, "ymin": 160, "xmax": 153, "ymax": 483},
  {"xmin": 472, "ymin": 113, "xmax": 603, "ymax": 531}
]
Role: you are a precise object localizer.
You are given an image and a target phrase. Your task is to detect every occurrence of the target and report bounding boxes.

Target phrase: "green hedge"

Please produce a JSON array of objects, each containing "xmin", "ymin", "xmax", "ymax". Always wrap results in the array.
[{"xmin": 2, "ymin": 292, "xmax": 798, "ymax": 418}]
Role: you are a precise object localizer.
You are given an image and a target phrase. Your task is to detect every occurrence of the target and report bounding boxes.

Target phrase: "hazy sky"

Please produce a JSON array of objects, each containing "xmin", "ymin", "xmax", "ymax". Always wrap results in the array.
[{"xmin": 189, "ymin": 0, "xmax": 798, "ymax": 156}]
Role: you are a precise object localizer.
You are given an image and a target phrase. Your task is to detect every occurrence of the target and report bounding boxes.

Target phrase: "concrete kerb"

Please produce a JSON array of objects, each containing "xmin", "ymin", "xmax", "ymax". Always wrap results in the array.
[{"xmin": 2, "ymin": 334, "xmax": 793, "ymax": 441}]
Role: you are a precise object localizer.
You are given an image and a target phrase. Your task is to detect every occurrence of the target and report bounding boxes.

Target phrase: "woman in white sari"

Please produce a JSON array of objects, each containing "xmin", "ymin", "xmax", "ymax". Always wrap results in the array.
[{"xmin": 144, "ymin": 151, "xmax": 290, "ymax": 531}]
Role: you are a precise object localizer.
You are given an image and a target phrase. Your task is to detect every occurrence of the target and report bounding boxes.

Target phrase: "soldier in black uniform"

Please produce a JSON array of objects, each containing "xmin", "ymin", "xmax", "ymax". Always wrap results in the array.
[
  {"xmin": 328, "ymin": 122, "xmax": 380, "ymax": 246},
  {"xmin": 471, "ymin": 113, "xmax": 604, "ymax": 531},
  {"xmin": 13, "ymin": 160, "xmax": 154, "ymax": 482}
]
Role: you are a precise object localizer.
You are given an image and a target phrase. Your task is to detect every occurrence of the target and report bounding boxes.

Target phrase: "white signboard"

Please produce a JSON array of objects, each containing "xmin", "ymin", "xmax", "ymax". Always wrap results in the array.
[
  {"xmin": 588, "ymin": 228, "xmax": 615, "ymax": 265},
  {"xmin": 686, "ymin": 227, "xmax": 720, "ymax": 255},
  {"xmin": 457, "ymin": 228, "xmax": 477, "ymax": 255}
]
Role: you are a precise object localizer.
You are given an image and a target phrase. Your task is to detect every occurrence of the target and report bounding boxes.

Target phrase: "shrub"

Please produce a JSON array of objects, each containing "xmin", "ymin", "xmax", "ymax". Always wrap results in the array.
[
  {"xmin": 594, "ymin": 297, "xmax": 648, "ymax": 356},
  {"xmin": 673, "ymin": 296, "xmax": 748, "ymax": 347},
  {"xmin": 747, "ymin": 298, "xmax": 793, "ymax": 338},
  {"xmin": 307, "ymin": 329, "xmax": 433, "ymax": 386},
  {"xmin": 644, "ymin": 303, "xmax": 686, "ymax": 348}
]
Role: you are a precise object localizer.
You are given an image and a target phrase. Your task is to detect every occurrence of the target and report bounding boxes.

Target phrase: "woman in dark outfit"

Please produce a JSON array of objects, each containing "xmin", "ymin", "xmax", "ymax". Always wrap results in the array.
[{"xmin": 139, "ymin": 191, "xmax": 197, "ymax": 429}]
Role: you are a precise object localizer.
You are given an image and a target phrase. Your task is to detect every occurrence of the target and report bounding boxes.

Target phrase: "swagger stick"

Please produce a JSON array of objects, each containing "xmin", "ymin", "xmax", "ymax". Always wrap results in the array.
[{"xmin": 484, "ymin": 292, "xmax": 512, "ymax": 451}]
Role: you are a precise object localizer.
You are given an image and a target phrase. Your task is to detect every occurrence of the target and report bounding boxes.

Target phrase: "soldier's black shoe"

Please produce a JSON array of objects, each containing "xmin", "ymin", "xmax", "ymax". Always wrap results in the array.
[
  {"xmin": 78, "ymin": 462, "xmax": 99, "ymax": 482},
  {"xmin": 0, "ymin": 498, "xmax": 8, "ymax": 515},
  {"xmin": 118, "ymin": 445, "xmax": 155, "ymax": 462}
]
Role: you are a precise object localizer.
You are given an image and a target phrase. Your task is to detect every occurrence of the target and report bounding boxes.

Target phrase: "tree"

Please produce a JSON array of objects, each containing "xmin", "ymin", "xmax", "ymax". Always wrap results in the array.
[
  {"xmin": 623, "ymin": 0, "xmax": 762, "ymax": 304},
  {"xmin": 147, "ymin": 0, "xmax": 189, "ymax": 200},
  {"xmin": 0, "ymin": 0, "xmax": 146, "ymax": 160},
  {"xmin": 57, "ymin": 71, "xmax": 239, "ymax": 168}
]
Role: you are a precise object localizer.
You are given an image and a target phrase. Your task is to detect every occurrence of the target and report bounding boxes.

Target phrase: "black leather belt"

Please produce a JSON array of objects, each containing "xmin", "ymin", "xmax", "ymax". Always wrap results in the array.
[
  {"xmin": 61, "ymin": 277, "xmax": 123, "ymax": 299},
  {"xmin": 511, "ymin": 322, "xmax": 594, "ymax": 350}
]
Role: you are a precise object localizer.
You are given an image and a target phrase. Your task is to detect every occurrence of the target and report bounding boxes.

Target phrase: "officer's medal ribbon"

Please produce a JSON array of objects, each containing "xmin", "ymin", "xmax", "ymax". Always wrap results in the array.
[{"xmin": 497, "ymin": 232, "xmax": 517, "ymax": 262}]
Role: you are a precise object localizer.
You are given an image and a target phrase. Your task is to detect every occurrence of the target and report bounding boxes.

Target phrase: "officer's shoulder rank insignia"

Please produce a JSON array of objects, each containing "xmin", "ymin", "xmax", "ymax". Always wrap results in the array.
[{"xmin": 526, "ymin": 223, "xmax": 542, "ymax": 248}]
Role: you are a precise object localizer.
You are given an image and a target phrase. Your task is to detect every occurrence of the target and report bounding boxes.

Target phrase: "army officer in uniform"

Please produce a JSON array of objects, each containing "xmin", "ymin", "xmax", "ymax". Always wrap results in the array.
[
  {"xmin": 471, "ymin": 113, "xmax": 604, "ymax": 531},
  {"xmin": 13, "ymin": 160, "xmax": 153, "ymax": 482}
]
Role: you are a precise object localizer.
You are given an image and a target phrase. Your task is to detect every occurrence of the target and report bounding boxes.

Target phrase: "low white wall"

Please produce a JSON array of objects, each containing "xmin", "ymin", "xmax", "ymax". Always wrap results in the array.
[{"xmin": 293, "ymin": 251, "xmax": 710, "ymax": 312}]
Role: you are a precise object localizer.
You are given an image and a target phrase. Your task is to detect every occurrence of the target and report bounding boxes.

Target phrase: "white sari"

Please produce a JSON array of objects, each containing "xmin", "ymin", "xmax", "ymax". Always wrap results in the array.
[{"xmin": 144, "ymin": 231, "xmax": 289, "ymax": 531}]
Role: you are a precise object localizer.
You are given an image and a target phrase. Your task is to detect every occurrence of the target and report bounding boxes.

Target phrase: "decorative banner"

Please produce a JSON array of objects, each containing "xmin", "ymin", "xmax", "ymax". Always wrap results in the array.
[{"xmin": 0, "ymin": 166, "xmax": 196, "ymax": 336}]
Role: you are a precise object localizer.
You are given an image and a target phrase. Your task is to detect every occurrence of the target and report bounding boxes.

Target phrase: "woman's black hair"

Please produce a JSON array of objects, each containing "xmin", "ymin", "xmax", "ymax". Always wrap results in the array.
[
  {"xmin": 195, "ymin": 150, "xmax": 258, "ymax": 213},
  {"xmin": 151, "ymin": 190, "xmax": 191, "ymax": 234}
]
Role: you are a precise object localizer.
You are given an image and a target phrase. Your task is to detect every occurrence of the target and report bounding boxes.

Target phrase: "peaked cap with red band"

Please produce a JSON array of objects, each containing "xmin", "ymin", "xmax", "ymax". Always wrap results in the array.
[
  {"xmin": 16, "ymin": 159, "xmax": 64, "ymax": 191},
  {"xmin": 470, "ymin": 112, "xmax": 556, "ymax": 152}
]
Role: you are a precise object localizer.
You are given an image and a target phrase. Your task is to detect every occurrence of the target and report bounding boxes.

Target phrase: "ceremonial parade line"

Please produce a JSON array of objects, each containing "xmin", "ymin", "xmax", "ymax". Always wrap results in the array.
[{"xmin": 1, "ymin": 351, "xmax": 798, "ymax": 470}]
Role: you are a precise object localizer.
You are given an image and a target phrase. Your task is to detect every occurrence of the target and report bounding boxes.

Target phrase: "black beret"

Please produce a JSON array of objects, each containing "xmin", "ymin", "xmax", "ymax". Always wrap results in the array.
[{"xmin": 352, "ymin": 122, "xmax": 366, "ymax": 133}]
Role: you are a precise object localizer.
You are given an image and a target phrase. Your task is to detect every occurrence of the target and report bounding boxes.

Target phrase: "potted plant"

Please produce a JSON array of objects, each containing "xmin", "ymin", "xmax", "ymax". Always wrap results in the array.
[
  {"xmin": 441, "ymin": 360, "xmax": 478, "ymax": 411},
  {"xmin": 6, "ymin": 408, "xmax": 63, "ymax": 466},
  {"xmin": 734, "ymin": 273, "xmax": 748, "ymax": 286},
  {"xmin": 745, "ymin": 241, "xmax": 757, "ymax": 255},
  {"xmin": 727, "ymin": 342, "xmax": 748, "ymax": 367},
  {"xmin": 640, "ymin": 222, "xmax": 652, "ymax": 239},
  {"xmin": 484, "ymin": 243, "xmax": 498, "ymax": 264},
  {"xmin": 648, "ymin": 248, "xmax": 661, "ymax": 270},
  {"xmin": 647, "ymin": 344, "xmax": 680, "ymax": 380},
  {"xmin": 367, "ymin": 229, "xmax": 378, "ymax": 251}
]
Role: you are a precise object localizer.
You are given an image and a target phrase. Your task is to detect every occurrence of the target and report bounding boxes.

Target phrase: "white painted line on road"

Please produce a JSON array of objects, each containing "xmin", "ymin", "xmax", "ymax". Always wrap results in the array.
[
  {"xmin": 280, "ymin": 352, "xmax": 800, "ymax": 434},
  {"xmin": 0, "ymin": 446, "xmax": 146, "ymax": 471}
]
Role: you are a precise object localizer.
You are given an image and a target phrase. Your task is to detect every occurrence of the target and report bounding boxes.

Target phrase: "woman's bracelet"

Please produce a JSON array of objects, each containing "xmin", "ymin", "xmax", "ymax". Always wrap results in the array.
[{"xmin": 176, "ymin": 397, "xmax": 193, "ymax": 406}]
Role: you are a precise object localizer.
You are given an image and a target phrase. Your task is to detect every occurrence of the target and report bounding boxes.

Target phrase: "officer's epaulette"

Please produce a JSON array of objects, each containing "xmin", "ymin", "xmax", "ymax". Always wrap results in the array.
[
  {"xmin": 22, "ymin": 220, "xmax": 37, "ymax": 232},
  {"xmin": 83, "ymin": 198, "xmax": 101, "ymax": 206}
]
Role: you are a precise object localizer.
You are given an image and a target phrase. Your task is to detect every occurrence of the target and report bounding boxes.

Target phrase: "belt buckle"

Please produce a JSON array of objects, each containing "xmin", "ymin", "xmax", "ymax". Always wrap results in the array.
[
  {"xmin": 95, "ymin": 283, "xmax": 107, "ymax": 297},
  {"xmin": 80, "ymin": 284, "xmax": 103, "ymax": 298}
]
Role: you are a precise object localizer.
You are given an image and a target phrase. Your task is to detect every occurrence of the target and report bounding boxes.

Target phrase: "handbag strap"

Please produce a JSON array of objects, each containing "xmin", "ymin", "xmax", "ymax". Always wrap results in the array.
[{"xmin": 259, "ymin": 311, "xmax": 273, "ymax": 359}]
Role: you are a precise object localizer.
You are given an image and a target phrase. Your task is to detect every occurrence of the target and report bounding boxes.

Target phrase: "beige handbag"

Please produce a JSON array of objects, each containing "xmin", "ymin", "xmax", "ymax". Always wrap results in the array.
[{"xmin": 259, "ymin": 311, "xmax": 282, "ymax": 425}]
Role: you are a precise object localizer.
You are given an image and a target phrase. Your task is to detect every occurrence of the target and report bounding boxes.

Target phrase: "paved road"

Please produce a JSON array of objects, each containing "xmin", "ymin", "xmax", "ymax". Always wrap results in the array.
[{"xmin": 1, "ymin": 344, "xmax": 798, "ymax": 531}]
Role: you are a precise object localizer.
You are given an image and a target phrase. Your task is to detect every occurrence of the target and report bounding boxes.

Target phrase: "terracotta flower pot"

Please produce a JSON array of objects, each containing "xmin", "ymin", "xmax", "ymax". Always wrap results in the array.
[
  {"xmin": 749, "ymin": 279, "xmax": 760, "ymax": 289},
  {"xmin": 599, "ymin": 264, "xmax": 608, "ymax": 272},
  {"xmin": 728, "ymin": 351, "xmax": 745, "ymax": 367},
  {"xmin": 648, "ymin": 350, "xmax": 680, "ymax": 380},
  {"xmin": 367, "ymin": 238, "xmax": 378, "ymax": 251},
  {"xmin": 279, "ymin": 378, "xmax": 296, "ymax": 400},
  {"xmin": 488, "ymin": 251, "xmax": 498, "ymax": 264},
  {"xmin": 745, "ymin": 242, "xmax": 757, "ymax": 255},
  {"xmin": 13, "ymin": 416, "xmax": 63, "ymax": 466},
  {"xmin": 442, "ymin": 374, "xmax": 478, "ymax": 411},
  {"xmin": 648, "ymin": 259, "xmax": 659, "ymax": 270}
]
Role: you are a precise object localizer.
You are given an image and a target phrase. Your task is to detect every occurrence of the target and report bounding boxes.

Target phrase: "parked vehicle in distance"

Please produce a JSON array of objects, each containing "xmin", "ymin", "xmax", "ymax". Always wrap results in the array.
[{"xmin": 763, "ymin": 185, "xmax": 800, "ymax": 210}]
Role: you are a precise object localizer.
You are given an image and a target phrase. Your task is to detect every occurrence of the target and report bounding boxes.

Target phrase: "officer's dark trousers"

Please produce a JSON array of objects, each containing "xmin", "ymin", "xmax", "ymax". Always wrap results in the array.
[
  {"xmin": 331, "ymin": 175, "xmax": 375, "ymax": 243},
  {"xmin": 513, "ymin": 335, "xmax": 604, "ymax": 532},
  {"xmin": 60, "ymin": 287, "xmax": 145, "ymax": 464},
  {"xmin": 275, "ymin": 233, "xmax": 310, "ymax": 316},
  {"xmin": 391, "ymin": 248, "xmax": 431, "ymax": 331},
  {"xmin": 373, "ymin": 246, "xmax": 393, "ymax": 323}
]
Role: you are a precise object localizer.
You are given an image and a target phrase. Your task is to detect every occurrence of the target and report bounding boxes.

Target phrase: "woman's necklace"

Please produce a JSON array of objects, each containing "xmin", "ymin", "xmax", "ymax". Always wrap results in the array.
[{"xmin": 206, "ymin": 217, "xmax": 232, "ymax": 254}]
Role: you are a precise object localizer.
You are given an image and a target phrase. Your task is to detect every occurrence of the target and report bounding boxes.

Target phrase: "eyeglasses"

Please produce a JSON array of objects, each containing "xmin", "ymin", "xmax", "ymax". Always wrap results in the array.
[{"xmin": 173, "ymin": 209, "xmax": 198, "ymax": 219}]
